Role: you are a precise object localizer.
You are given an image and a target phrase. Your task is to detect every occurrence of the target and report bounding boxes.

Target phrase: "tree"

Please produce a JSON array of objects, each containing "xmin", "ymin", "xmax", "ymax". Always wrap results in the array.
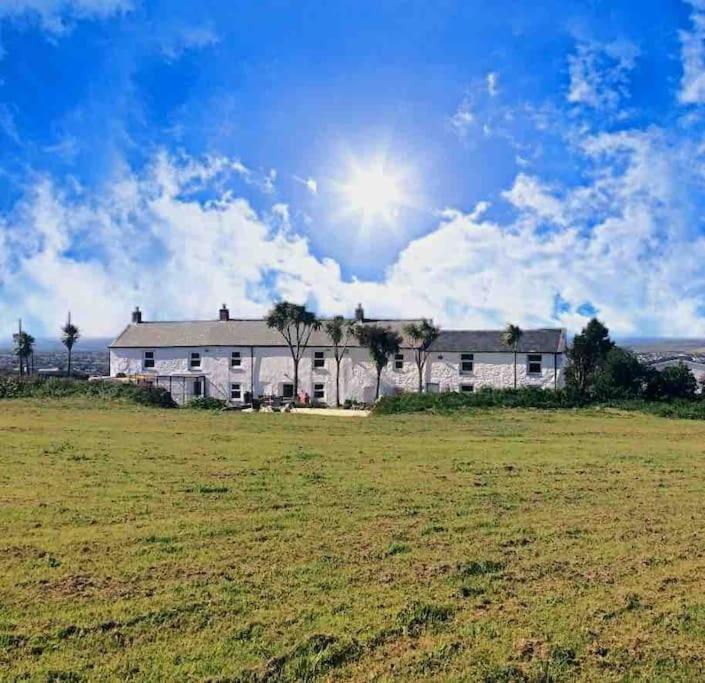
[
  {"xmin": 565, "ymin": 318, "xmax": 615, "ymax": 395},
  {"xmin": 502, "ymin": 323, "xmax": 523, "ymax": 389},
  {"xmin": 403, "ymin": 319, "xmax": 440, "ymax": 393},
  {"xmin": 646, "ymin": 362, "xmax": 698, "ymax": 400},
  {"xmin": 355, "ymin": 324, "xmax": 402, "ymax": 400},
  {"xmin": 61, "ymin": 313, "xmax": 80, "ymax": 377},
  {"xmin": 324, "ymin": 316, "xmax": 355, "ymax": 407},
  {"xmin": 592, "ymin": 347, "xmax": 644, "ymax": 400},
  {"xmin": 13, "ymin": 331, "xmax": 35, "ymax": 376},
  {"xmin": 265, "ymin": 302, "xmax": 320, "ymax": 399}
]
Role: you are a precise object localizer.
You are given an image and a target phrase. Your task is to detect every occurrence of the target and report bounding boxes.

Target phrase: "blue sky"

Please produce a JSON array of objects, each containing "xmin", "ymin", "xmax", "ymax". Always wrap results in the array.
[{"xmin": 1, "ymin": 0, "xmax": 705, "ymax": 336}]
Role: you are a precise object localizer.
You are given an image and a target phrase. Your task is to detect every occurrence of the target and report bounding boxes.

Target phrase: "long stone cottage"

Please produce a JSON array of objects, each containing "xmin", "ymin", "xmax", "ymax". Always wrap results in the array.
[{"xmin": 109, "ymin": 304, "xmax": 567, "ymax": 405}]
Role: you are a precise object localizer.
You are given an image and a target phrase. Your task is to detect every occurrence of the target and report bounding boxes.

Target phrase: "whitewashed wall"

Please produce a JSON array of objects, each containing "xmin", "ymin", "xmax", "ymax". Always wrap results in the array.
[
  {"xmin": 110, "ymin": 346, "xmax": 564, "ymax": 404},
  {"xmin": 426, "ymin": 351, "xmax": 563, "ymax": 392}
]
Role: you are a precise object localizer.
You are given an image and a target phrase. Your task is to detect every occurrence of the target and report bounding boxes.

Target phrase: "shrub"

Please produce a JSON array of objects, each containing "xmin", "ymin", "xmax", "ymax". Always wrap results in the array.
[
  {"xmin": 644, "ymin": 362, "xmax": 698, "ymax": 401},
  {"xmin": 0, "ymin": 377, "xmax": 175, "ymax": 408},
  {"xmin": 592, "ymin": 347, "xmax": 645, "ymax": 400},
  {"xmin": 372, "ymin": 388, "xmax": 705, "ymax": 420},
  {"xmin": 373, "ymin": 387, "xmax": 586, "ymax": 415},
  {"xmin": 186, "ymin": 397, "xmax": 226, "ymax": 410}
]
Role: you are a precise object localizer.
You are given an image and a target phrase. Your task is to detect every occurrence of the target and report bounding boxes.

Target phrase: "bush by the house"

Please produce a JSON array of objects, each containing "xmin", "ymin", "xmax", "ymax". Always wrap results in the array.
[
  {"xmin": 373, "ymin": 387, "xmax": 587, "ymax": 415},
  {"xmin": 0, "ymin": 377, "xmax": 176, "ymax": 408},
  {"xmin": 187, "ymin": 397, "xmax": 226, "ymax": 410}
]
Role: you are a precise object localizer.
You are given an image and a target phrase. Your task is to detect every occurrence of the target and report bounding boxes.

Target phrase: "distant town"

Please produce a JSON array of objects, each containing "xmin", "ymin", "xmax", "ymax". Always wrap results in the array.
[{"xmin": 0, "ymin": 338, "xmax": 111, "ymax": 377}]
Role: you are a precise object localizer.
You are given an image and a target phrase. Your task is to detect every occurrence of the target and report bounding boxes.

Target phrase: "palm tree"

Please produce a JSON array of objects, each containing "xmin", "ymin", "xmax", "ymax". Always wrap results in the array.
[
  {"xmin": 13, "ymin": 331, "xmax": 35, "ymax": 376},
  {"xmin": 266, "ymin": 301, "xmax": 320, "ymax": 399},
  {"xmin": 61, "ymin": 313, "xmax": 81, "ymax": 377},
  {"xmin": 355, "ymin": 324, "xmax": 402, "ymax": 399},
  {"xmin": 502, "ymin": 323, "xmax": 523, "ymax": 389},
  {"xmin": 403, "ymin": 319, "xmax": 440, "ymax": 393},
  {"xmin": 324, "ymin": 316, "xmax": 355, "ymax": 406}
]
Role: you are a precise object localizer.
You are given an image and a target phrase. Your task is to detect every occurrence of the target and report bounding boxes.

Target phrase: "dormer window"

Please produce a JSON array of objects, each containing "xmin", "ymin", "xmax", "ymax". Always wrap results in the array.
[
  {"xmin": 190, "ymin": 352, "xmax": 201, "ymax": 369},
  {"xmin": 143, "ymin": 350, "xmax": 155, "ymax": 369}
]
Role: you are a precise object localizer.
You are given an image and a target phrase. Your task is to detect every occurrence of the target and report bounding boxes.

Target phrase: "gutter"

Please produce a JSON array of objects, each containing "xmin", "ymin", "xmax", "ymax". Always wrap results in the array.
[{"xmin": 250, "ymin": 345, "xmax": 255, "ymax": 397}]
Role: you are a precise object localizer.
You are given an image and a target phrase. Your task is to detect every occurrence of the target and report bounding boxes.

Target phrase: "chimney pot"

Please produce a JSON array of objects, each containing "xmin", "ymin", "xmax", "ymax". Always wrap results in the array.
[
  {"xmin": 219, "ymin": 304, "xmax": 230, "ymax": 321},
  {"xmin": 132, "ymin": 306, "xmax": 142, "ymax": 324}
]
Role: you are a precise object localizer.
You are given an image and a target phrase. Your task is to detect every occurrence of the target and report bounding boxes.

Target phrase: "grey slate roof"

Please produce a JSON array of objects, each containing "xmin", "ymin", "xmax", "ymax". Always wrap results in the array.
[
  {"xmin": 429, "ymin": 328, "xmax": 566, "ymax": 354},
  {"xmin": 110, "ymin": 319, "xmax": 421, "ymax": 348},
  {"xmin": 110, "ymin": 319, "xmax": 566, "ymax": 353}
]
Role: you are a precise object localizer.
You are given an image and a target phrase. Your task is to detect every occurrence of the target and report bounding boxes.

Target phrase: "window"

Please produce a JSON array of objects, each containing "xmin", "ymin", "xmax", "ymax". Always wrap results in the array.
[
  {"xmin": 528, "ymin": 354, "xmax": 542, "ymax": 374},
  {"xmin": 282, "ymin": 383, "xmax": 294, "ymax": 399},
  {"xmin": 143, "ymin": 350, "xmax": 155, "ymax": 369},
  {"xmin": 460, "ymin": 353, "xmax": 474, "ymax": 374},
  {"xmin": 190, "ymin": 352, "xmax": 201, "ymax": 369},
  {"xmin": 394, "ymin": 353, "xmax": 404, "ymax": 370},
  {"xmin": 231, "ymin": 351, "xmax": 241, "ymax": 368},
  {"xmin": 231, "ymin": 383, "xmax": 241, "ymax": 400},
  {"xmin": 313, "ymin": 383, "xmax": 325, "ymax": 400},
  {"xmin": 460, "ymin": 384, "xmax": 474, "ymax": 393},
  {"xmin": 314, "ymin": 351, "xmax": 325, "ymax": 368}
]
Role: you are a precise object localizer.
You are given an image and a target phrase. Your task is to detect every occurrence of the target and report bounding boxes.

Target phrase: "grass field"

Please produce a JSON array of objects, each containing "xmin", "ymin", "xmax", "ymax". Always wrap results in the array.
[{"xmin": 2, "ymin": 401, "xmax": 705, "ymax": 681}]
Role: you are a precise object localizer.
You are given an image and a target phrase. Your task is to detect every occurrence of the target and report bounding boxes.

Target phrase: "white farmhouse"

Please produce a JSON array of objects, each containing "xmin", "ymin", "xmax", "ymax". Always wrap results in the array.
[{"xmin": 109, "ymin": 305, "xmax": 566, "ymax": 405}]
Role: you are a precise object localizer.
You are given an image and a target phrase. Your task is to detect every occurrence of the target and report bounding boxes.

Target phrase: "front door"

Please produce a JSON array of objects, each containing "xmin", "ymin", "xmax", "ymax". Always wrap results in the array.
[{"xmin": 193, "ymin": 379, "xmax": 203, "ymax": 397}]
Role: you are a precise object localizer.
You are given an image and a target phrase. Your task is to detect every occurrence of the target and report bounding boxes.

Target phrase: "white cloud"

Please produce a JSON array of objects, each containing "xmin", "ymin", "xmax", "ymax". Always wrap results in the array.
[
  {"xmin": 448, "ymin": 99, "xmax": 474, "ymax": 139},
  {"xmin": 487, "ymin": 71, "xmax": 499, "ymax": 96},
  {"xmin": 3, "ymin": 133, "xmax": 705, "ymax": 338},
  {"xmin": 0, "ymin": 0, "xmax": 132, "ymax": 35},
  {"xmin": 502, "ymin": 174, "xmax": 566, "ymax": 226},
  {"xmin": 159, "ymin": 23, "xmax": 219, "ymax": 60},
  {"xmin": 679, "ymin": 0, "xmax": 705, "ymax": 104},
  {"xmin": 294, "ymin": 176, "xmax": 318, "ymax": 194},
  {"xmin": 567, "ymin": 39, "xmax": 639, "ymax": 109}
]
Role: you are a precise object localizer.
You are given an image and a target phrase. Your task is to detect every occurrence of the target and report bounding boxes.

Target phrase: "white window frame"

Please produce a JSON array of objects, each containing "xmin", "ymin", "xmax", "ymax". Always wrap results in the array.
[
  {"xmin": 231, "ymin": 383, "xmax": 242, "ymax": 400},
  {"xmin": 143, "ymin": 350, "xmax": 155, "ymax": 370},
  {"xmin": 190, "ymin": 352, "xmax": 201, "ymax": 369},
  {"xmin": 231, "ymin": 351, "xmax": 241, "ymax": 368},
  {"xmin": 313, "ymin": 350, "xmax": 325, "ymax": 368},
  {"xmin": 460, "ymin": 384, "xmax": 474, "ymax": 393},
  {"xmin": 313, "ymin": 383, "xmax": 325, "ymax": 400},
  {"xmin": 460, "ymin": 353, "xmax": 474, "ymax": 374},
  {"xmin": 527, "ymin": 354, "xmax": 542, "ymax": 375},
  {"xmin": 394, "ymin": 353, "xmax": 404, "ymax": 370}
]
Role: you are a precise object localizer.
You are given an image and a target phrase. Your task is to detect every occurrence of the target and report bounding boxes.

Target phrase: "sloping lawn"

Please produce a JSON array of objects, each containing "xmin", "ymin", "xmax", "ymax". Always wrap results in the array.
[{"xmin": 2, "ymin": 400, "xmax": 705, "ymax": 681}]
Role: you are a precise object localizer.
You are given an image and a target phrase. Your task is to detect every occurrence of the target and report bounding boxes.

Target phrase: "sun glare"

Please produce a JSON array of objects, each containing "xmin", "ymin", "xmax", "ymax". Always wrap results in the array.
[{"xmin": 340, "ymin": 160, "xmax": 406, "ymax": 224}]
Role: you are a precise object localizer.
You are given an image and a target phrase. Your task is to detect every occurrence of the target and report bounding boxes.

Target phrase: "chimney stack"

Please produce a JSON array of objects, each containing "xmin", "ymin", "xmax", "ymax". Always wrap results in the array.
[
  {"xmin": 132, "ymin": 306, "xmax": 142, "ymax": 324},
  {"xmin": 219, "ymin": 303, "xmax": 230, "ymax": 321},
  {"xmin": 355, "ymin": 303, "xmax": 365, "ymax": 322}
]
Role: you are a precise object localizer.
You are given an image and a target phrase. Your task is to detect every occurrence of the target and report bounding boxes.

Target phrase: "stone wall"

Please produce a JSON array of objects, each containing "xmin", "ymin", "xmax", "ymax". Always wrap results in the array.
[{"xmin": 110, "ymin": 345, "xmax": 565, "ymax": 405}]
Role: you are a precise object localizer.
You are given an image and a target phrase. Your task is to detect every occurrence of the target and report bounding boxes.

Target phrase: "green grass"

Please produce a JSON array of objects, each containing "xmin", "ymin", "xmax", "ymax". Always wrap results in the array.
[{"xmin": 3, "ymin": 399, "xmax": 705, "ymax": 681}]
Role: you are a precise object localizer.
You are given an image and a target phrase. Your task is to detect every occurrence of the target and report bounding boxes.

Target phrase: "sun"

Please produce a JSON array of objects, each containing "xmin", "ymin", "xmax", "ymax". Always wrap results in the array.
[{"xmin": 340, "ymin": 159, "xmax": 406, "ymax": 224}]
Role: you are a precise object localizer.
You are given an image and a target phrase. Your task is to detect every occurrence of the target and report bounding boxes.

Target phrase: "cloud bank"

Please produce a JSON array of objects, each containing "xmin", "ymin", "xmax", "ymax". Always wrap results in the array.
[{"xmin": 3, "ymin": 123, "xmax": 705, "ymax": 339}]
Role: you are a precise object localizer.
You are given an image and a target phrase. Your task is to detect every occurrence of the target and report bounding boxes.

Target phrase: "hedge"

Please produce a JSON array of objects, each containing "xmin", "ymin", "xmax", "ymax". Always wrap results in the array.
[
  {"xmin": 0, "ymin": 377, "xmax": 176, "ymax": 408},
  {"xmin": 372, "ymin": 387, "xmax": 705, "ymax": 420}
]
